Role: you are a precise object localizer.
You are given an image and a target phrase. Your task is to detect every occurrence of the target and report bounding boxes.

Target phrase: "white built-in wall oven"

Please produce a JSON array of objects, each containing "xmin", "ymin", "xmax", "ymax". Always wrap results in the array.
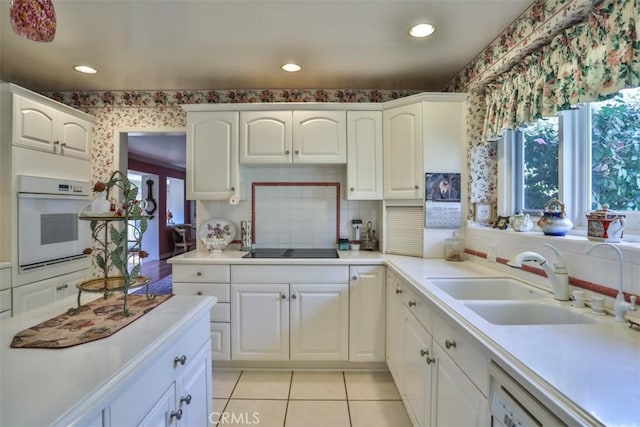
[{"xmin": 17, "ymin": 175, "xmax": 92, "ymax": 272}]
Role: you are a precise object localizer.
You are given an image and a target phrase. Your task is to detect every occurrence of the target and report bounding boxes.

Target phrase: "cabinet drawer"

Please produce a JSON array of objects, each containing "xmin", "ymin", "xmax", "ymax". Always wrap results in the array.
[
  {"xmin": 173, "ymin": 282, "xmax": 230, "ymax": 303},
  {"xmin": 0, "ymin": 289, "xmax": 11, "ymax": 312},
  {"xmin": 109, "ymin": 313, "xmax": 210, "ymax": 425},
  {"xmin": 231, "ymin": 265, "xmax": 348, "ymax": 284},
  {"xmin": 211, "ymin": 322, "xmax": 230, "ymax": 360},
  {"xmin": 402, "ymin": 284, "xmax": 432, "ymax": 333},
  {"xmin": 173, "ymin": 264, "xmax": 230, "ymax": 283},
  {"xmin": 211, "ymin": 302, "xmax": 230, "ymax": 322},
  {"xmin": 433, "ymin": 314, "xmax": 489, "ymax": 396},
  {"xmin": 0, "ymin": 267, "xmax": 11, "ymax": 291}
]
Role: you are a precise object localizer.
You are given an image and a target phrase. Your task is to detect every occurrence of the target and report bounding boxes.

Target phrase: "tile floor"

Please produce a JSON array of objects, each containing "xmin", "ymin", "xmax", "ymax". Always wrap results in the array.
[{"xmin": 211, "ymin": 370, "xmax": 412, "ymax": 427}]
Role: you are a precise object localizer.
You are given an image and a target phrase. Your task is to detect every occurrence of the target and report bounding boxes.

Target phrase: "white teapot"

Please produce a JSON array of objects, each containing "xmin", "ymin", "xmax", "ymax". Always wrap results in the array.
[{"xmin": 509, "ymin": 212, "xmax": 533, "ymax": 232}]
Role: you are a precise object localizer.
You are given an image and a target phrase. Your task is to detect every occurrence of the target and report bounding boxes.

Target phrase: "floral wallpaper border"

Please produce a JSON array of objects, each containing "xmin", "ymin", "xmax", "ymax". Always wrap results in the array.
[{"xmin": 48, "ymin": 89, "xmax": 419, "ymax": 110}]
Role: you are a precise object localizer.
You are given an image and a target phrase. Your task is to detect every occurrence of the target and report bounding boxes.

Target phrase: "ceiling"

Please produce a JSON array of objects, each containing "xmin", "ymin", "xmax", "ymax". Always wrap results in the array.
[
  {"xmin": 1, "ymin": 0, "xmax": 534, "ymax": 93},
  {"xmin": 3, "ymin": 0, "xmax": 534, "ymax": 171}
]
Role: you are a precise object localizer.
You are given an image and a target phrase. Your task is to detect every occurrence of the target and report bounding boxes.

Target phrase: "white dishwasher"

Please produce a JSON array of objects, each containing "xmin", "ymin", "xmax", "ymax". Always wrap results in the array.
[{"xmin": 489, "ymin": 362, "xmax": 566, "ymax": 427}]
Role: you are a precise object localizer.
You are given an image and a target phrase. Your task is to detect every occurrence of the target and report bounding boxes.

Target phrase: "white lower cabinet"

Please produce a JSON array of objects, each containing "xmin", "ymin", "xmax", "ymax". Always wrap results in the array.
[
  {"xmin": 349, "ymin": 265, "xmax": 386, "ymax": 362},
  {"xmin": 12, "ymin": 269, "xmax": 88, "ymax": 315},
  {"xmin": 108, "ymin": 325, "xmax": 212, "ymax": 426},
  {"xmin": 433, "ymin": 342, "xmax": 488, "ymax": 426},
  {"xmin": 231, "ymin": 282, "xmax": 349, "ymax": 361},
  {"xmin": 386, "ymin": 273, "xmax": 489, "ymax": 427},
  {"xmin": 402, "ymin": 306, "xmax": 435, "ymax": 427},
  {"xmin": 172, "ymin": 264, "xmax": 231, "ymax": 360},
  {"xmin": 231, "ymin": 283, "xmax": 290, "ymax": 361},
  {"xmin": 230, "ymin": 265, "xmax": 350, "ymax": 361}
]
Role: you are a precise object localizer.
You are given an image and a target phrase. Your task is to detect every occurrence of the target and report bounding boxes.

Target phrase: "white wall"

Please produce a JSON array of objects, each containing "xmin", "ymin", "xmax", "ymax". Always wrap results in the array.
[{"xmin": 167, "ymin": 177, "xmax": 185, "ymax": 224}]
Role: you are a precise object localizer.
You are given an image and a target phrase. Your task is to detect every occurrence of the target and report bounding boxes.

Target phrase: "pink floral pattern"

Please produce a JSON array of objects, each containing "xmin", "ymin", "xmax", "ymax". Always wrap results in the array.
[{"xmin": 9, "ymin": 0, "xmax": 56, "ymax": 42}]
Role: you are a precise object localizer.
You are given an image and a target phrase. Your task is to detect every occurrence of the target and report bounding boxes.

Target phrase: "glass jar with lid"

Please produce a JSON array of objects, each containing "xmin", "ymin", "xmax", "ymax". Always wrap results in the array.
[{"xmin": 445, "ymin": 231, "xmax": 465, "ymax": 262}]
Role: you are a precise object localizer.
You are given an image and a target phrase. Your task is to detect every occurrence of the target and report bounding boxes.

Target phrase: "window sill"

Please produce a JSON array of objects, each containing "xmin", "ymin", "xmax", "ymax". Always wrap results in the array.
[{"xmin": 466, "ymin": 222, "xmax": 640, "ymax": 254}]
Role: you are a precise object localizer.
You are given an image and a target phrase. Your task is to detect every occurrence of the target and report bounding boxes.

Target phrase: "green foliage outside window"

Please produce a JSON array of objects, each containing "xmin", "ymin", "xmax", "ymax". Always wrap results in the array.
[
  {"xmin": 522, "ymin": 118, "xmax": 559, "ymax": 210},
  {"xmin": 591, "ymin": 89, "xmax": 640, "ymax": 211}
]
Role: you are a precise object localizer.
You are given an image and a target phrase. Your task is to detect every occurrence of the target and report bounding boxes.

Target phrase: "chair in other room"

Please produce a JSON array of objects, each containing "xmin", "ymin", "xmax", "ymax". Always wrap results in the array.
[{"xmin": 171, "ymin": 225, "xmax": 196, "ymax": 256}]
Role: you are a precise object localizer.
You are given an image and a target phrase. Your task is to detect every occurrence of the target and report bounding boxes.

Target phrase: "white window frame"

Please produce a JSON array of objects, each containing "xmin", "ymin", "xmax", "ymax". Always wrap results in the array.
[{"xmin": 498, "ymin": 106, "xmax": 640, "ymax": 239}]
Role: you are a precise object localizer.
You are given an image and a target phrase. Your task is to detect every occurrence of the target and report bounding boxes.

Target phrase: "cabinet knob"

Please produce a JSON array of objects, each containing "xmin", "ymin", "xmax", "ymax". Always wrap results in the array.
[
  {"xmin": 291, "ymin": 294, "xmax": 297, "ymax": 299},
  {"xmin": 231, "ymin": 186, "xmax": 236, "ymax": 192},
  {"xmin": 180, "ymin": 394, "xmax": 192, "ymax": 405},
  {"xmin": 280, "ymin": 293, "xmax": 287, "ymax": 300},
  {"xmin": 196, "ymin": 291, "xmax": 203, "ymax": 296},
  {"xmin": 352, "ymin": 275, "xmax": 358, "ymax": 280},
  {"xmin": 445, "ymin": 340, "xmax": 457, "ymax": 349},
  {"xmin": 408, "ymin": 301, "xmax": 416, "ymax": 307},
  {"xmin": 285, "ymin": 150, "xmax": 290, "ymax": 155},
  {"xmin": 395, "ymin": 289, "xmax": 403, "ymax": 294},
  {"xmin": 414, "ymin": 184, "xmax": 419, "ymax": 190},
  {"xmin": 295, "ymin": 150, "xmax": 300, "ymax": 155},
  {"xmin": 170, "ymin": 409, "xmax": 183, "ymax": 420},
  {"xmin": 196, "ymin": 271, "xmax": 202, "ymax": 277},
  {"xmin": 350, "ymin": 187, "xmax": 355, "ymax": 192},
  {"xmin": 426, "ymin": 356, "xmax": 436, "ymax": 364},
  {"xmin": 174, "ymin": 355, "xmax": 187, "ymax": 366},
  {"xmin": 420, "ymin": 349, "xmax": 428, "ymax": 357}
]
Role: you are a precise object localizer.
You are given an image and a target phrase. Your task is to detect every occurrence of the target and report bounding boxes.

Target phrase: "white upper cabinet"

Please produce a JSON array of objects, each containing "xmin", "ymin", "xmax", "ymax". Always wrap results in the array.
[
  {"xmin": 240, "ymin": 111, "xmax": 293, "ymax": 164},
  {"xmin": 383, "ymin": 102, "xmax": 423, "ymax": 199},
  {"xmin": 292, "ymin": 110, "xmax": 346, "ymax": 163},
  {"xmin": 239, "ymin": 110, "xmax": 346, "ymax": 164},
  {"xmin": 186, "ymin": 111, "xmax": 240, "ymax": 200},
  {"xmin": 347, "ymin": 111, "xmax": 383, "ymax": 200},
  {"xmin": 13, "ymin": 94, "xmax": 92, "ymax": 160}
]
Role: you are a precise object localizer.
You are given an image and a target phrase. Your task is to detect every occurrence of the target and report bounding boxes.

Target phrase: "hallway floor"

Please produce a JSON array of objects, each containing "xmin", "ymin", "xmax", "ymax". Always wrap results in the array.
[{"xmin": 211, "ymin": 370, "xmax": 411, "ymax": 427}]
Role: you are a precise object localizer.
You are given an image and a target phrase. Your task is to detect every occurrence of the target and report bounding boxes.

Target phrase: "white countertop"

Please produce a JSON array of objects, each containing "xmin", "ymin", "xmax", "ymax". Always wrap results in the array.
[
  {"xmin": 0, "ymin": 294, "xmax": 216, "ymax": 426},
  {"xmin": 170, "ymin": 248, "xmax": 640, "ymax": 426},
  {"xmin": 168, "ymin": 245, "xmax": 386, "ymax": 265}
]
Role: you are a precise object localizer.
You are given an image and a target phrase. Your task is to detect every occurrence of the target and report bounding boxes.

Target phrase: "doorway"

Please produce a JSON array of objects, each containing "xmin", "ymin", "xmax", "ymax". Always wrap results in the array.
[{"xmin": 114, "ymin": 129, "xmax": 188, "ymax": 261}]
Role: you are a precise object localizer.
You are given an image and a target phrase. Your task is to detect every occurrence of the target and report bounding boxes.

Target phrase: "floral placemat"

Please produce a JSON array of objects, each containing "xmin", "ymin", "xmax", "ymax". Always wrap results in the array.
[{"xmin": 10, "ymin": 294, "xmax": 172, "ymax": 349}]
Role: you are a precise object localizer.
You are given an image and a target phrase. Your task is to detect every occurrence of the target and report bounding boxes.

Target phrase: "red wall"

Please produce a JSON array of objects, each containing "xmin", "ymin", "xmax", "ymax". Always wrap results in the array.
[{"xmin": 128, "ymin": 158, "xmax": 190, "ymax": 259}]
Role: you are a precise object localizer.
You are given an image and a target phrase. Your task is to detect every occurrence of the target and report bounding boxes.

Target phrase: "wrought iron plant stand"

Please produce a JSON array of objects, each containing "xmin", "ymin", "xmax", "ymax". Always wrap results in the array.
[{"xmin": 68, "ymin": 171, "xmax": 152, "ymax": 317}]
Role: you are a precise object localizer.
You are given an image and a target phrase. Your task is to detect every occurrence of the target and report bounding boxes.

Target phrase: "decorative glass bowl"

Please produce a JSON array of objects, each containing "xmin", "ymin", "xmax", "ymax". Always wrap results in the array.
[{"xmin": 203, "ymin": 238, "xmax": 228, "ymax": 253}]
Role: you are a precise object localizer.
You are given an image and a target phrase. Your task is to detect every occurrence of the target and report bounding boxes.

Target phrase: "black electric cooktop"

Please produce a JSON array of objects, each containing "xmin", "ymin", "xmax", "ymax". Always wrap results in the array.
[{"xmin": 242, "ymin": 248, "xmax": 339, "ymax": 259}]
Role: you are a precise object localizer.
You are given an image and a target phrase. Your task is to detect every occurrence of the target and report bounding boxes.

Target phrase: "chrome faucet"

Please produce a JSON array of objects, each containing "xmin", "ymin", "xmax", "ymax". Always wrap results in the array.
[
  {"xmin": 586, "ymin": 243, "xmax": 637, "ymax": 322},
  {"xmin": 507, "ymin": 244, "xmax": 569, "ymax": 301}
]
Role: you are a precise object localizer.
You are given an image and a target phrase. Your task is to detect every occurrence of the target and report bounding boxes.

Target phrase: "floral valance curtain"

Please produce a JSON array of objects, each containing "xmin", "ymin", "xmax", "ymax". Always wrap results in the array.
[{"xmin": 482, "ymin": 0, "xmax": 640, "ymax": 141}]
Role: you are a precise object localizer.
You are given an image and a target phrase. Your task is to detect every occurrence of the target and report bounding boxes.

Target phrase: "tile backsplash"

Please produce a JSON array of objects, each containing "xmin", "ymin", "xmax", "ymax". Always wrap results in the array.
[{"xmin": 198, "ymin": 165, "xmax": 381, "ymax": 248}]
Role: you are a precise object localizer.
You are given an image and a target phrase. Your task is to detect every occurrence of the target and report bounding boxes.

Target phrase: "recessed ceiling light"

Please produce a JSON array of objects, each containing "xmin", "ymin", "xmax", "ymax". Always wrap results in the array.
[
  {"xmin": 281, "ymin": 63, "xmax": 302, "ymax": 73},
  {"xmin": 74, "ymin": 65, "xmax": 98, "ymax": 74},
  {"xmin": 408, "ymin": 23, "xmax": 435, "ymax": 38}
]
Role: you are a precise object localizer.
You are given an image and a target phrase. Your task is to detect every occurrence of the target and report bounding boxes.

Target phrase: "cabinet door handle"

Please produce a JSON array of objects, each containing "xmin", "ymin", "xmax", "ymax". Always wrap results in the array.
[
  {"xmin": 56, "ymin": 285, "xmax": 64, "ymax": 291},
  {"xmin": 53, "ymin": 140, "xmax": 59, "ymax": 153},
  {"xmin": 420, "ymin": 349, "xmax": 428, "ymax": 357},
  {"xmin": 426, "ymin": 356, "xmax": 436, "ymax": 364},
  {"xmin": 352, "ymin": 275, "xmax": 358, "ymax": 280},
  {"xmin": 395, "ymin": 289, "xmax": 403, "ymax": 294},
  {"xmin": 414, "ymin": 184, "xmax": 419, "ymax": 190},
  {"xmin": 60, "ymin": 142, "xmax": 66, "ymax": 154},
  {"xmin": 291, "ymin": 294, "xmax": 297, "ymax": 299},
  {"xmin": 174, "ymin": 355, "xmax": 187, "ymax": 366},
  {"xmin": 285, "ymin": 150, "xmax": 290, "ymax": 155},
  {"xmin": 280, "ymin": 293, "xmax": 287, "ymax": 300},
  {"xmin": 180, "ymin": 394, "xmax": 192, "ymax": 405},
  {"xmin": 196, "ymin": 271, "xmax": 202, "ymax": 277},
  {"xmin": 445, "ymin": 340, "xmax": 457, "ymax": 349},
  {"xmin": 231, "ymin": 186, "xmax": 235, "ymax": 192},
  {"xmin": 295, "ymin": 150, "xmax": 300, "ymax": 155},
  {"xmin": 408, "ymin": 301, "xmax": 416, "ymax": 307},
  {"xmin": 196, "ymin": 291, "xmax": 203, "ymax": 296},
  {"xmin": 350, "ymin": 187, "xmax": 355, "ymax": 192},
  {"xmin": 170, "ymin": 409, "xmax": 183, "ymax": 420}
]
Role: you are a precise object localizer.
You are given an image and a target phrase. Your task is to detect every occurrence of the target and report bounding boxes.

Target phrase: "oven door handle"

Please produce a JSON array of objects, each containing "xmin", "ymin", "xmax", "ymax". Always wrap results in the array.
[{"xmin": 18, "ymin": 193, "xmax": 91, "ymax": 201}]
